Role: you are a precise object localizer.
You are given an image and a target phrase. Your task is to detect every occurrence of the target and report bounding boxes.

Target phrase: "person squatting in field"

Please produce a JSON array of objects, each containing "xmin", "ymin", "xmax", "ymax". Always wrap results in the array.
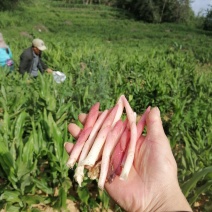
[
  {"xmin": 0, "ymin": 33, "xmax": 14, "ymax": 72},
  {"xmin": 19, "ymin": 38, "xmax": 53, "ymax": 77},
  {"xmin": 65, "ymin": 106, "xmax": 192, "ymax": 212}
]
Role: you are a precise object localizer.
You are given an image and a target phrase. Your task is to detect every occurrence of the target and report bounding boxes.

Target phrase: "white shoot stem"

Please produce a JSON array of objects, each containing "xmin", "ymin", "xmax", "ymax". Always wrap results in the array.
[
  {"xmin": 120, "ymin": 122, "xmax": 137, "ymax": 180},
  {"xmin": 73, "ymin": 110, "xmax": 109, "ymax": 186},
  {"xmin": 80, "ymin": 126, "xmax": 111, "ymax": 167},
  {"xmin": 74, "ymin": 165, "xmax": 84, "ymax": 187},
  {"xmin": 80, "ymin": 104, "xmax": 118, "ymax": 167},
  {"xmin": 120, "ymin": 96, "xmax": 137, "ymax": 180},
  {"xmin": 121, "ymin": 107, "xmax": 150, "ymax": 169},
  {"xmin": 79, "ymin": 110, "xmax": 109, "ymax": 162},
  {"xmin": 112, "ymin": 96, "xmax": 124, "ymax": 127}
]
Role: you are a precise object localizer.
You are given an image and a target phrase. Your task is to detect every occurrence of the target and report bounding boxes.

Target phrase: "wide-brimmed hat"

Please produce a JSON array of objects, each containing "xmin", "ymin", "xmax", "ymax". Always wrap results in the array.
[{"xmin": 32, "ymin": 38, "xmax": 47, "ymax": 51}]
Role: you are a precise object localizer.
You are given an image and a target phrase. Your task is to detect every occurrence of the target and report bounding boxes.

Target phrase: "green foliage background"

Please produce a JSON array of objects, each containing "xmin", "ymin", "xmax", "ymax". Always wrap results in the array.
[{"xmin": 0, "ymin": 0, "xmax": 211, "ymax": 211}]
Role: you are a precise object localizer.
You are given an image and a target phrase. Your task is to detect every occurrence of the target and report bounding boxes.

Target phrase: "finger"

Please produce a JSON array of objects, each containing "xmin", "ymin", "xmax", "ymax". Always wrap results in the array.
[
  {"xmin": 79, "ymin": 112, "xmax": 102, "ymax": 125},
  {"xmin": 68, "ymin": 123, "xmax": 82, "ymax": 138},
  {"xmin": 136, "ymin": 106, "xmax": 151, "ymax": 139},
  {"xmin": 78, "ymin": 113, "xmax": 87, "ymax": 124},
  {"xmin": 146, "ymin": 107, "xmax": 178, "ymax": 173},
  {"xmin": 146, "ymin": 107, "xmax": 169, "ymax": 144},
  {"xmin": 69, "ymin": 112, "xmax": 95, "ymax": 138},
  {"xmin": 64, "ymin": 142, "xmax": 74, "ymax": 155},
  {"xmin": 135, "ymin": 136, "xmax": 145, "ymax": 156}
]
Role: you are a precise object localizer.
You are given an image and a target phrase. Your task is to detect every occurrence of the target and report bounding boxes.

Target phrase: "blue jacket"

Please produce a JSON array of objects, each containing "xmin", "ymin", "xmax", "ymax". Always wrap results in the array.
[{"xmin": 0, "ymin": 47, "xmax": 13, "ymax": 67}]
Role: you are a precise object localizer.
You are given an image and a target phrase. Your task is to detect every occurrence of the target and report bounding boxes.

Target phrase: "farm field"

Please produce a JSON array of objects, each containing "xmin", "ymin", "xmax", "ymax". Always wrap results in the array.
[{"xmin": 0, "ymin": 0, "xmax": 212, "ymax": 211}]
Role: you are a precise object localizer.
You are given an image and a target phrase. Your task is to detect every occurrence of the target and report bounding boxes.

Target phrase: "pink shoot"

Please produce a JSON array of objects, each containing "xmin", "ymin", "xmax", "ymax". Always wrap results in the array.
[
  {"xmin": 80, "ymin": 125, "xmax": 111, "ymax": 167},
  {"xmin": 74, "ymin": 110, "xmax": 109, "ymax": 186},
  {"xmin": 98, "ymin": 120, "xmax": 127, "ymax": 190},
  {"xmin": 101, "ymin": 104, "xmax": 119, "ymax": 129},
  {"xmin": 79, "ymin": 110, "xmax": 109, "ymax": 162},
  {"xmin": 83, "ymin": 102, "xmax": 100, "ymax": 130},
  {"xmin": 66, "ymin": 102, "xmax": 100, "ymax": 168},
  {"xmin": 107, "ymin": 127, "xmax": 131, "ymax": 183},
  {"xmin": 119, "ymin": 96, "xmax": 137, "ymax": 180},
  {"xmin": 112, "ymin": 96, "xmax": 124, "ymax": 127},
  {"xmin": 80, "ymin": 104, "xmax": 119, "ymax": 167},
  {"xmin": 120, "ymin": 107, "xmax": 150, "ymax": 173},
  {"xmin": 66, "ymin": 94, "xmax": 150, "ymax": 188},
  {"xmin": 66, "ymin": 126, "xmax": 92, "ymax": 168}
]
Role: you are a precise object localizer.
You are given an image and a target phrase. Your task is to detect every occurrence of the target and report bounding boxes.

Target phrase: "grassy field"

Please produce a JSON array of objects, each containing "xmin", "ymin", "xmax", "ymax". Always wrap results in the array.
[{"xmin": 0, "ymin": 0, "xmax": 212, "ymax": 211}]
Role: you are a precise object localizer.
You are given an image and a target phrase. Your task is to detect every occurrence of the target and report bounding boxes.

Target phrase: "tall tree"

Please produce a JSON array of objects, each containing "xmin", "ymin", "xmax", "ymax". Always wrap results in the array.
[
  {"xmin": 203, "ymin": 6, "xmax": 212, "ymax": 31},
  {"xmin": 115, "ymin": 0, "xmax": 194, "ymax": 23},
  {"xmin": 0, "ymin": 0, "xmax": 21, "ymax": 11}
]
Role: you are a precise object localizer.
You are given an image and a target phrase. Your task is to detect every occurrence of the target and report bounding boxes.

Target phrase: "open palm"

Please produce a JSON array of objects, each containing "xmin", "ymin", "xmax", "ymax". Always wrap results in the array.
[
  {"xmin": 65, "ymin": 107, "xmax": 191, "ymax": 212},
  {"xmin": 104, "ymin": 107, "xmax": 178, "ymax": 211}
]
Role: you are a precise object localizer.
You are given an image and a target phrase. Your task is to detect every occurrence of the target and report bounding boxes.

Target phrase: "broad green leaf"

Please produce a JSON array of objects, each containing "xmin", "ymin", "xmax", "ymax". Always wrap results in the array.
[
  {"xmin": 1, "ymin": 85, "xmax": 7, "ymax": 102},
  {"xmin": 3, "ymin": 111, "xmax": 10, "ymax": 135},
  {"xmin": 99, "ymin": 190, "xmax": 110, "ymax": 210},
  {"xmin": 48, "ymin": 113, "xmax": 63, "ymax": 161},
  {"xmin": 0, "ymin": 190, "xmax": 21, "ymax": 203},
  {"xmin": 20, "ymin": 175, "xmax": 33, "ymax": 195},
  {"xmin": 77, "ymin": 186, "xmax": 89, "ymax": 205},
  {"xmin": 58, "ymin": 187, "xmax": 67, "ymax": 209},
  {"xmin": 183, "ymin": 135, "xmax": 194, "ymax": 170},
  {"xmin": 33, "ymin": 178, "xmax": 53, "ymax": 195},
  {"xmin": 4, "ymin": 204, "xmax": 20, "ymax": 212},
  {"xmin": 14, "ymin": 112, "xmax": 27, "ymax": 153},
  {"xmin": 16, "ymin": 160, "xmax": 31, "ymax": 180},
  {"xmin": 22, "ymin": 195, "xmax": 51, "ymax": 206},
  {"xmin": 189, "ymin": 180, "xmax": 212, "ymax": 205},
  {"xmin": 47, "ymin": 96, "xmax": 56, "ymax": 111},
  {"xmin": 22, "ymin": 135, "xmax": 34, "ymax": 163},
  {"xmin": 31, "ymin": 121, "xmax": 40, "ymax": 155},
  {"xmin": 182, "ymin": 166, "xmax": 212, "ymax": 197},
  {"xmin": 0, "ymin": 136, "xmax": 15, "ymax": 178}
]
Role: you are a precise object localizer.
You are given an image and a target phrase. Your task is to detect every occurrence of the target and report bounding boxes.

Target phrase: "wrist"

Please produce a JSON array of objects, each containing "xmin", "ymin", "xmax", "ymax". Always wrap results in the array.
[
  {"xmin": 145, "ymin": 181, "xmax": 192, "ymax": 212},
  {"xmin": 157, "ymin": 182, "xmax": 192, "ymax": 212}
]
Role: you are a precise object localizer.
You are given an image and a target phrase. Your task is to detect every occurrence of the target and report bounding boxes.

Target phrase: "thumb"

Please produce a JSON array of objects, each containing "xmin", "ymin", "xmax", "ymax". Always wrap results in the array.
[
  {"xmin": 146, "ymin": 107, "xmax": 168, "ymax": 143},
  {"xmin": 146, "ymin": 107, "xmax": 177, "ymax": 174}
]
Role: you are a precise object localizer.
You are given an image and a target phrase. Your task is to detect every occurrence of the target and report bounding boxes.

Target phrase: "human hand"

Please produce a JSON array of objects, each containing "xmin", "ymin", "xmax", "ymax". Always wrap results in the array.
[
  {"xmin": 65, "ymin": 107, "xmax": 192, "ymax": 212},
  {"xmin": 46, "ymin": 68, "xmax": 53, "ymax": 73}
]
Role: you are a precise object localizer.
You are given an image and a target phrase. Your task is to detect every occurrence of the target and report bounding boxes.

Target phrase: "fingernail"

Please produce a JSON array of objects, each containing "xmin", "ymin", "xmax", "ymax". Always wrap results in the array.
[
  {"xmin": 155, "ymin": 107, "xmax": 161, "ymax": 117},
  {"xmin": 64, "ymin": 142, "xmax": 68, "ymax": 148}
]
